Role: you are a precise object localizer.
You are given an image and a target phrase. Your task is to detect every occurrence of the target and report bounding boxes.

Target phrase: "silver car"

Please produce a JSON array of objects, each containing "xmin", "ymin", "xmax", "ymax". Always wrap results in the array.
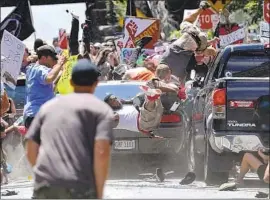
[{"xmin": 95, "ymin": 80, "xmax": 188, "ymax": 155}]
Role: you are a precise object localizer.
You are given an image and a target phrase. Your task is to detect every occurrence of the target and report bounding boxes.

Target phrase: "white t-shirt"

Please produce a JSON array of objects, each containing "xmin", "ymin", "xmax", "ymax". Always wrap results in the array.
[{"xmin": 116, "ymin": 105, "xmax": 139, "ymax": 132}]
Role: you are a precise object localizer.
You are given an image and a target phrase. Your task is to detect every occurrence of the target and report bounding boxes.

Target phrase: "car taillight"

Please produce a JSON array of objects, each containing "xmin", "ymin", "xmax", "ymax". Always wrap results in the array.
[
  {"xmin": 213, "ymin": 89, "xmax": 226, "ymax": 106},
  {"xmin": 264, "ymin": 43, "xmax": 270, "ymax": 49},
  {"xmin": 161, "ymin": 114, "xmax": 181, "ymax": 123},
  {"xmin": 212, "ymin": 88, "xmax": 226, "ymax": 119}
]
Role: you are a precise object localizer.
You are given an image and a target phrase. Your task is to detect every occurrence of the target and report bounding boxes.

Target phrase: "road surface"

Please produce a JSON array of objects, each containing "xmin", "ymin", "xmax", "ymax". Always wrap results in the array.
[{"xmin": 1, "ymin": 154, "xmax": 269, "ymax": 199}]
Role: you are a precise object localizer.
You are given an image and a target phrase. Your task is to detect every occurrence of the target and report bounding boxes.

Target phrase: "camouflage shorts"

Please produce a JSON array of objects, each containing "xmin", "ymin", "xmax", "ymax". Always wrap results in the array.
[{"xmin": 33, "ymin": 186, "xmax": 97, "ymax": 199}]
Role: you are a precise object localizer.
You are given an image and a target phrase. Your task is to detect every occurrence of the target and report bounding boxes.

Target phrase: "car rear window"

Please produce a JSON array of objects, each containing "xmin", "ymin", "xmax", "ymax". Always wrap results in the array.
[
  {"xmin": 94, "ymin": 83, "xmax": 144, "ymax": 101},
  {"xmin": 224, "ymin": 52, "xmax": 270, "ymax": 77}
]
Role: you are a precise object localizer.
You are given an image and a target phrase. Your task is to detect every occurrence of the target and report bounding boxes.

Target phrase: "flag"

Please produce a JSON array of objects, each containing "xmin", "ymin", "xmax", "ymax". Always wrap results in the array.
[
  {"xmin": 0, "ymin": 0, "xmax": 35, "ymax": 41},
  {"xmin": 126, "ymin": 0, "xmax": 137, "ymax": 16}
]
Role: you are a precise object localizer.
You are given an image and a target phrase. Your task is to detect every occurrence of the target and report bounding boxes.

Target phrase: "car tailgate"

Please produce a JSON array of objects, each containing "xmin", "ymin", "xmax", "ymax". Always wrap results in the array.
[{"xmin": 226, "ymin": 78, "xmax": 270, "ymax": 132}]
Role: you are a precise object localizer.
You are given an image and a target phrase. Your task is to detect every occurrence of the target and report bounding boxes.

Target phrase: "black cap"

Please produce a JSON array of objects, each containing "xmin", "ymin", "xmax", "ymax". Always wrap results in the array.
[
  {"xmin": 37, "ymin": 45, "xmax": 58, "ymax": 60},
  {"xmin": 71, "ymin": 59, "xmax": 101, "ymax": 86}
]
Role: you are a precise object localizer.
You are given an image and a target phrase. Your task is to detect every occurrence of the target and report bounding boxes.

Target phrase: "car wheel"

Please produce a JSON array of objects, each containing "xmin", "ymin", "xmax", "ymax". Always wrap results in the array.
[
  {"xmin": 204, "ymin": 140, "xmax": 229, "ymax": 185},
  {"xmin": 187, "ymin": 128, "xmax": 204, "ymax": 179}
]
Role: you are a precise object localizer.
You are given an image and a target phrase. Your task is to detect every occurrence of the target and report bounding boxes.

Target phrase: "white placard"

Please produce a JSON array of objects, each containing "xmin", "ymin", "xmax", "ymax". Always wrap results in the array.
[
  {"xmin": 260, "ymin": 21, "xmax": 270, "ymax": 39},
  {"xmin": 183, "ymin": 9, "xmax": 197, "ymax": 20},
  {"xmin": 219, "ymin": 27, "xmax": 246, "ymax": 47},
  {"xmin": 1, "ymin": 30, "xmax": 26, "ymax": 89}
]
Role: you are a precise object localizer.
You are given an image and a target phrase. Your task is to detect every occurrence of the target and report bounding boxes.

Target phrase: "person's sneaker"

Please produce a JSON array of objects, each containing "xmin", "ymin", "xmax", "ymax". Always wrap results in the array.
[
  {"xmin": 219, "ymin": 182, "xmax": 238, "ymax": 191},
  {"xmin": 139, "ymin": 85, "xmax": 162, "ymax": 101},
  {"xmin": 255, "ymin": 191, "xmax": 269, "ymax": 198},
  {"xmin": 156, "ymin": 168, "xmax": 165, "ymax": 182},
  {"xmin": 179, "ymin": 172, "xmax": 196, "ymax": 185}
]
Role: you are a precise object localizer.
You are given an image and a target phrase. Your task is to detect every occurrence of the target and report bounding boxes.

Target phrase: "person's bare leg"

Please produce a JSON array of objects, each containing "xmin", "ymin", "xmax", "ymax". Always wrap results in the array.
[{"xmin": 237, "ymin": 153, "xmax": 263, "ymax": 183}]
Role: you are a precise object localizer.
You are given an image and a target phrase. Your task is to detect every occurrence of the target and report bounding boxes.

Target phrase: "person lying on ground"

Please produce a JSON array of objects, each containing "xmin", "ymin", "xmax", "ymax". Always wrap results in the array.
[{"xmin": 219, "ymin": 150, "xmax": 270, "ymax": 191}]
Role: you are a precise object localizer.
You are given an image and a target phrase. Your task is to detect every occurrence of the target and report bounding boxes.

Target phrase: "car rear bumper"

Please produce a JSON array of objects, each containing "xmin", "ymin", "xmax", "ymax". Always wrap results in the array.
[
  {"xmin": 210, "ymin": 131, "xmax": 269, "ymax": 153},
  {"xmin": 112, "ymin": 126, "xmax": 186, "ymax": 154}
]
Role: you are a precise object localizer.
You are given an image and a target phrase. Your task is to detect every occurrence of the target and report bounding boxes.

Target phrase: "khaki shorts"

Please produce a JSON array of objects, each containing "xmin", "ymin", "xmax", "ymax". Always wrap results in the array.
[{"xmin": 138, "ymin": 98, "xmax": 164, "ymax": 132}]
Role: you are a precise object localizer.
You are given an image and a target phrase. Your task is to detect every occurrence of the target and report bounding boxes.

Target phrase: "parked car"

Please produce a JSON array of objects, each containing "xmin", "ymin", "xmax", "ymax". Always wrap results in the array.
[
  {"xmin": 5, "ymin": 75, "xmax": 26, "ymax": 116},
  {"xmin": 185, "ymin": 43, "xmax": 270, "ymax": 185},
  {"xmin": 95, "ymin": 80, "xmax": 189, "ymax": 155}
]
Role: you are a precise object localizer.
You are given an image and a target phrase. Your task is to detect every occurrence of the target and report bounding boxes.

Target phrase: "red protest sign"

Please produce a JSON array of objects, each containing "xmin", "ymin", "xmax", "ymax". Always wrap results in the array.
[
  {"xmin": 198, "ymin": 8, "xmax": 216, "ymax": 30},
  {"xmin": 264, "ymin": 0, "xmax": 270, "ymax": 23},
  {"xmin": 58, "ymin": 29, "xmax": 68, "ymax": 49}
]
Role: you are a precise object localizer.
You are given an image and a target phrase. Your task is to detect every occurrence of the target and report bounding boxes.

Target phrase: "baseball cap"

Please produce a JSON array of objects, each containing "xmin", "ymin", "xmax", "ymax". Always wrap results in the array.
[
  {"xmin": 71, "ymin": 59, "xmax": 101, "ymax": 86},
  {"xmin": 37, "ymin": 45, "xmax": 58, "ymax": 60}
]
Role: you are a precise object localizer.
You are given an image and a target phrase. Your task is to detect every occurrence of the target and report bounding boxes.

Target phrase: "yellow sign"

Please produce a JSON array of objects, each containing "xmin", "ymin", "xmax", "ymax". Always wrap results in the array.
[
  {"xmin": 56, "ymin": 53, "xmax": 78, "ymax": 95},
  {"xmin": 207, "ymin": 0, "xmax": 232, "ymax": 12}
]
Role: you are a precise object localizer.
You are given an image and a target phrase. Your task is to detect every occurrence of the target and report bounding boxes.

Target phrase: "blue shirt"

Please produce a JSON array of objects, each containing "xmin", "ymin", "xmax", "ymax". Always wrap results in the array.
[{"xmin": 23, "ymin": 63, "xmax": 54, "ymax": 118}]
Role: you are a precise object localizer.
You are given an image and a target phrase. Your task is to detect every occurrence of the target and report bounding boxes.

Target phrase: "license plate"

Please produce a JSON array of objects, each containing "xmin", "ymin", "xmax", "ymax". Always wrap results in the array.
[{"xmin": 114, "ymin": 140, "xmax": 136, "ymax": 150}]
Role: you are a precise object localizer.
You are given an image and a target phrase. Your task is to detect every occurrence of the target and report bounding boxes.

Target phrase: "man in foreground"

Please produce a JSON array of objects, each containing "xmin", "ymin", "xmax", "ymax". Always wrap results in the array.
[{"xmin": 25, "ymin": 59, "xmax": 115, "ymax": 199}]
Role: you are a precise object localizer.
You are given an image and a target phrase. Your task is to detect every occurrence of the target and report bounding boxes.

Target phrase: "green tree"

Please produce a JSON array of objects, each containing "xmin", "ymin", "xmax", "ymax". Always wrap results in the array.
[{"xmin": 227, "ymin": 0, "xmax": 263, "ymax": 24}]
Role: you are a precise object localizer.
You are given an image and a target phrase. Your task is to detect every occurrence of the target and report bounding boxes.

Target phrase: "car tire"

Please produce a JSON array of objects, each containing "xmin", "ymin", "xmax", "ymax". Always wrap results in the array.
[
  {"xmin": 186, "ymin": 128, "xmax": 204, "ymax": 179},
  {"xmin": 204, "ymin": 140, "xmax": 229, "ymax": 185}
]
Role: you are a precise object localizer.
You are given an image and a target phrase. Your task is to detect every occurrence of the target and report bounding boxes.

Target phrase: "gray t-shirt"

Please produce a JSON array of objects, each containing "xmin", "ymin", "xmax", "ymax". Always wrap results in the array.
[{"xmin": 25, "ymin": 93, "xmax": 114, "ymax": 191}]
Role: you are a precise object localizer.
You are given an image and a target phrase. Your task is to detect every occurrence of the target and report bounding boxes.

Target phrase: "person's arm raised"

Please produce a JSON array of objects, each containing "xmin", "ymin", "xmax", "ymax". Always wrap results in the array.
[{"xmin": 45, "ymin": 55, "xmax": 67, "ymax": 84}]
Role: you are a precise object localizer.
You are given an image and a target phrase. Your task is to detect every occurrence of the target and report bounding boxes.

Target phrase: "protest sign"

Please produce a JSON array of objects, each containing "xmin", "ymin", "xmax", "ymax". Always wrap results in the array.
[
  {"xmin": 260, "ymin": 21, "xmax": 270, "ymax": 44},
  {"xmin": 183, "ymin": 8, "xmax": 219, "ymax": 31},
  {"xmin": 218, "ymin": 26, "xmax": 245, "ymax": 47},
  {"xmin": 120, "ymin": 48, "xmax": 155, "ymax": 66},
  {"xmin": 1, "ymin": 30, "xmax": 25, "ymax": 89},
  {"xmin": 59, "ymin": 28, "xmax": 68, "ymax": 49},
  {"xmin": 264, "ymin": 0, "xmax": 270, "ymax": 23},
  {"xmin": 123, "ymin": 17, "xmax": 160, "ymax": 49},
  {"xmin": 114, "ymin": 37, "xmax": 124, "ymax": 55},
  {"xmin": 56, "ymin": 51, "xmax": 78, "ymax": 94}
]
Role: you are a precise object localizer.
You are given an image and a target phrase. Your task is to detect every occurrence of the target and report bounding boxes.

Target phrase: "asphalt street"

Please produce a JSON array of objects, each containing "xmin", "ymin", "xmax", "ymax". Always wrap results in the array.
[{"xmin": 1, "ymin": 154, "xmax": 269, "ymax": 199}]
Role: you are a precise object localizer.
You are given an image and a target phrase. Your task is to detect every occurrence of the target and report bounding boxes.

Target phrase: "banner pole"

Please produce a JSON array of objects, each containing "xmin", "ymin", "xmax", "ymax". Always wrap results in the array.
[{"xmin": 28, "ymin": 0, "xmax": 36, "ymax": 41}]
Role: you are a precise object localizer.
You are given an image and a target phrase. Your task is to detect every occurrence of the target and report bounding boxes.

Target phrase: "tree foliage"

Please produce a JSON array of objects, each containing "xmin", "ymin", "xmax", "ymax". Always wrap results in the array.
[{"xmin": 227, "ymin": 0, "xmax": 263, "ymax": 24}]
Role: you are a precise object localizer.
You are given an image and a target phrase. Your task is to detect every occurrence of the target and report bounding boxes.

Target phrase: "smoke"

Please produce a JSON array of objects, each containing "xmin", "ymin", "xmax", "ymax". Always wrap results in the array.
[{"xmin": 2, "ymin": 131, "xmax": 33, "ymax": 181}]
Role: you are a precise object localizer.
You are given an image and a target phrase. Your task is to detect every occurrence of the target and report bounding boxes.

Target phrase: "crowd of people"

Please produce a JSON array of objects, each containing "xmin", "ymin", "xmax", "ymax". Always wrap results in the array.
[{"xmin": 0, "ymin": 0, "xmax": 269, "ymax": 199}]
